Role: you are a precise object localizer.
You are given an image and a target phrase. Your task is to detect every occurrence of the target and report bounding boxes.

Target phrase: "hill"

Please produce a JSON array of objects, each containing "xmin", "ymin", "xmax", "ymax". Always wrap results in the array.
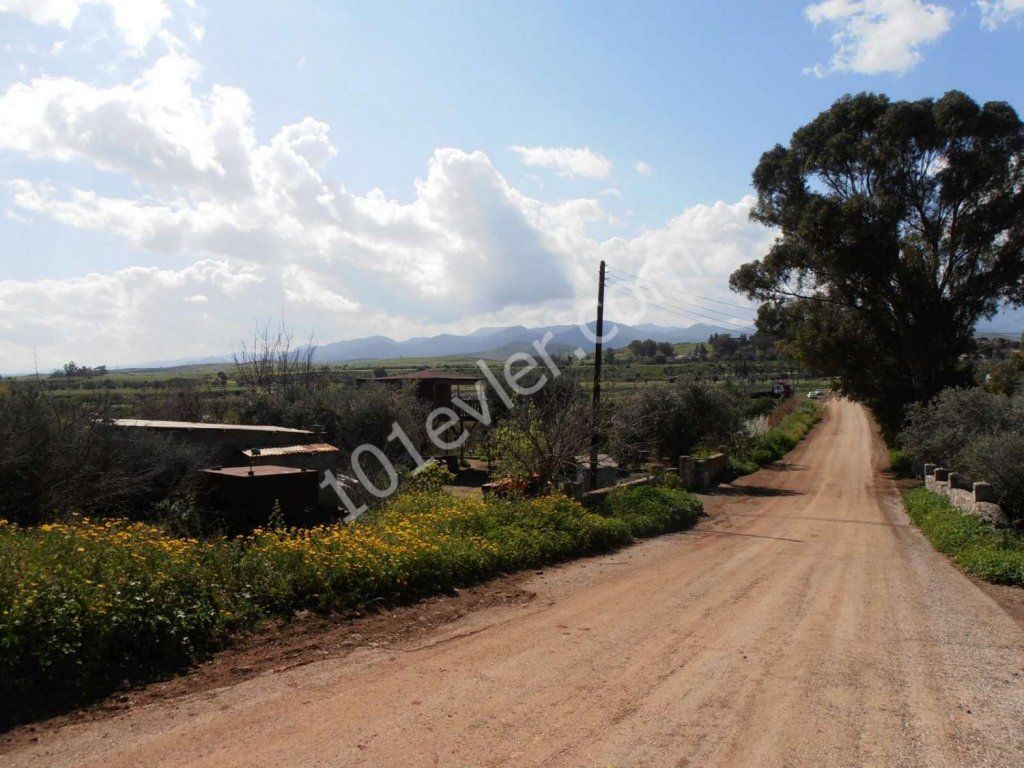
[{"xmin": 312, "ymin": 321, "xmax": 745, "ymax": 363}]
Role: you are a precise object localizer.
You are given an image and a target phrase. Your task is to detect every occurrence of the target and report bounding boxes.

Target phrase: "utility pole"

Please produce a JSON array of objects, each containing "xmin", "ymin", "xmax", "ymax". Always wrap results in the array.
[{"xmin": 589, "ymin": 260, "xmax": 606, "ymax": 489}]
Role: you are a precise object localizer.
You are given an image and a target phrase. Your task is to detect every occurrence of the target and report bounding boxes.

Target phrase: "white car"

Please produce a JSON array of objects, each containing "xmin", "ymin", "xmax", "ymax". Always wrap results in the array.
[{"xmin": 807, "ymin": 389, "xmax": 824, "ymax": 399}]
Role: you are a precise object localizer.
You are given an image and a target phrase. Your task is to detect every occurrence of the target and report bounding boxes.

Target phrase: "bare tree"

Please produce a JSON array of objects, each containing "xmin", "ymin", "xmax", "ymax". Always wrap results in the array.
[
  {"xmin": 233, "ymin": 321, "xmax": 318, "ymax": 398},
  {"xmin": 491, "ymin": 372, "xmax": 611, "ymax": 485}
]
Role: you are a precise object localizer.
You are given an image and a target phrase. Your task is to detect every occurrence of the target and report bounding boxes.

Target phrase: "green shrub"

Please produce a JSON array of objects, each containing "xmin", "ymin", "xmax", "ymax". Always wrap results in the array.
[
  {"xmin": 732, "ymin": 400, "xmax": 821, "ymax": 475},
  {"xmin": 610, "ymin": 381, "xmax": 744, "ymax": 465},
  {"xmin": 899, "ymin": 388, "xmax": 1024, "ymax": 524},
  {"xmin": 0, "ymin": 485, "xmax": 702, "ymax": 725},
  {"xmin": 604, "ymin": 485, "xmax": 703, "ymax": 538},
  {"xmin": 888, "ymin": 448, "xmax": 914, "ymax": 477},
  {"xmin": 403, "ymin": 461, "xmax": 456, "ymax": 493},
  {"xmin": 955, "ymin": 433, "xmax": 1024, "ymax": 524},
  {"xmin": 900, "ymin": 387, "xmax": 1021, "ymax": 467},
  {"xmin": 903, "ymin": 488, "xmax": 1024, "ymax": 587}
]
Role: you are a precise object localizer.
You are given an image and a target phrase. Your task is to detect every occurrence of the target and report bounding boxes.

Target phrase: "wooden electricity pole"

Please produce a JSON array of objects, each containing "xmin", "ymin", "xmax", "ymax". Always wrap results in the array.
[{"xmin": 589, "ymin": 260, "xmax": 606, "ymax": 488}]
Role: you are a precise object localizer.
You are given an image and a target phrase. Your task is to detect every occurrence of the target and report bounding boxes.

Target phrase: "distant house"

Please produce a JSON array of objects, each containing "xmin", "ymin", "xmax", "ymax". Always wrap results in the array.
[{"xmin": 372, "ymin": 369, "xmax": 481, "ymax": 410}]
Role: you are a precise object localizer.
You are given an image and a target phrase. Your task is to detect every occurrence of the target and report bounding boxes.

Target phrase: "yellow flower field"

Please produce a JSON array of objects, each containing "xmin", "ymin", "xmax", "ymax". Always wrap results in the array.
[{"xmin": 0, "ymin": 485, "xmax": 701, "ymax": 726}]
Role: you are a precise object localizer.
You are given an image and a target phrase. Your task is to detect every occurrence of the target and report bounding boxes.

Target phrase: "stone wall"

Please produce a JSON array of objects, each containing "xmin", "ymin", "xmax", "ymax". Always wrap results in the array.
[
  {"xmin": 922, "ymin": 463, "xmax": 1008, "ymax": 527},
  {"xmin": 678, "ymin": 452, "xmax": 729, "ymax": 490}
]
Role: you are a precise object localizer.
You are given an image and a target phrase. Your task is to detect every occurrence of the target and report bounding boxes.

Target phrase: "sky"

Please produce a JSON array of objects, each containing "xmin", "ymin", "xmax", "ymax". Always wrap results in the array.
[{"xmin": 0, "ymin": 0, "xmax": 1022, "ymax": 372}]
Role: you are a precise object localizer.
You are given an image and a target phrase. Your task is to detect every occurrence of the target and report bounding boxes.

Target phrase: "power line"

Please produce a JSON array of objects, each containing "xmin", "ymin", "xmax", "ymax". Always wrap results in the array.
[
  {"xmin": 605, "ymin": 276, "xmax": 753, "ymax": 329},
  {"xmin": 606, "ymin": 283, "xmax": 751, "ymax": 330},
  {"xmin": 604, "ymin": 265, "xmax": 758, "ymax": 312},
  {"xmin": 605, "ymin": 275, "xmax": 750, "ymax": 324}
]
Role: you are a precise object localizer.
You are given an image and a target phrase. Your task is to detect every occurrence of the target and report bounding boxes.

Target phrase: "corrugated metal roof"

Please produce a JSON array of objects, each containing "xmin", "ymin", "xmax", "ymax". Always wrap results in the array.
[
  {"xmin": 241, "ymin": 443, "xmax": 339, "ymax": 458},
  {"xmin": 111, "ymin": 419, "xmax": 313, "ymax": 435}
]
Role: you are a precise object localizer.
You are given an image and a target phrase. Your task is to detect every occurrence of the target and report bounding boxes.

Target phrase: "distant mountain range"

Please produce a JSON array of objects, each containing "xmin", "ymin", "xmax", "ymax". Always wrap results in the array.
[
  {"xmin": 135, "ymin": 321, "xmax": 749, "ymax": 370},
  {"xmin": 311, "ymin": 321, "xmax": 747, "ymax": 362}
]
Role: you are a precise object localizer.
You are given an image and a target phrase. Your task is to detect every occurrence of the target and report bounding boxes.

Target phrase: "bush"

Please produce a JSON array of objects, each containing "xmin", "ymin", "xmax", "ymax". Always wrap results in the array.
[
  {"xmin": 402, "ymin": 461, "xmax": 456, "ymax": 494},
  {"xmin": 903, "ymin": 488, "xmax": 1024, "ymax": 586},
  {"xmin": 238, "ymin": 380, "xmax": 429, "ymax": 467},
  {"xmin": 490, "ymin": 372, "xmax": 593, "ymax": 484},
  {"xmin": 956, "ymin": 433, "xmax": 1024, "ymax": 523},
  {"xmin": 899, "ymin": 388, "xmax": 1024, "ymax": 524},
  {"xmin": 899, "ymin": 387, "xmax": 1022, "ymax": 467},
  {"xmin": 0, "ymin": 385, "xmax": 208, "ymax": 525},
  {"xmin": 888, "ymin": 448, "xmax": 914, "ymax": 477},
  {"xmin": 731, "ymin": 400, "xmax": 821, "ymax": 474},
  {"xmin": 604, "ymin": 485, "xmax": 703, "ymax": 538},
  {"xmin": 610, "ymin": 381, "xmax": 743, "ymax": 464},
  {"xmin": 0, "ymin": 485, "xmax": 702, "ymax": 725}
]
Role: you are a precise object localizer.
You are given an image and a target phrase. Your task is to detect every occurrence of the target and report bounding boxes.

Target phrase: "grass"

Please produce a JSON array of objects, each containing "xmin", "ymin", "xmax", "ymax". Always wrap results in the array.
[
  {"xmin": 0, "ymin": 484, "xmax": 700, "ymax": 726},
  {"xmin": 730, "ymin": 399, "xmax": 822, "ymax": 475},
  {"xmin": 903, "ymin": 488, "xmax": 1024, "ymax": 587}
]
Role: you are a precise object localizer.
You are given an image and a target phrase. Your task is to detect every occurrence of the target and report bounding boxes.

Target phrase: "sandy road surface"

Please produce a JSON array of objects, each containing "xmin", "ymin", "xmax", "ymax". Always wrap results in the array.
[{"xmin": 5, "ymin": 399, "xmax": 1024, "ymax": 767}]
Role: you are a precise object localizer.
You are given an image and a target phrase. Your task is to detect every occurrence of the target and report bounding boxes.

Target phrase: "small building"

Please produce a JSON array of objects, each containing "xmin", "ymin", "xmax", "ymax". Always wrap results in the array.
[
  {"xmin": 201, "ymin": 465, "xmax": 320, "ymax": 529},
  {"xmin": 372, "ymin": 369, "xmax": 481, "ymax": 410},
  {"xmin": 242, "ymin": 443, "xmax": 343, "ymax": 507}
]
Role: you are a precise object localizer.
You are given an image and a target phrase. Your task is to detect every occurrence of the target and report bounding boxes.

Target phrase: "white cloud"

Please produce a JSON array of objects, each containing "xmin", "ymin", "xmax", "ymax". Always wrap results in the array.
[
  {"xmin": 0, "ymin": 0, "xmax": 170, "ymax": 55},
  {"xmin": 0, "ymin": 260, "xmax": 262, "ymax": 369},
  {"xmin": 0, "ymin": 49, "xmax": 770, "ymax": 371},
  {"xmin": 510, "ymin": 145, "xmax": 612, "ymax": 179},
  {"xmin": 595, "ymin": 197, "xmax": 768, "ymax": 328},
  {"xmin": 804, "ymin": 0, "xmax": 953, "ymax": 76},
  {"xmin": 634, "ymin": 160, "xmax": 652, "ymax": 176},
  {"xmin": 282, "ymin": 265, "xmax": 360, "ymax": 313},
  {"xmin": 0, "ymin": 53, "xmax": 256, "ymax": 193},
  {"xmin": 977, "ymin": 0, "xmax": 1024, "ymax": 29}
]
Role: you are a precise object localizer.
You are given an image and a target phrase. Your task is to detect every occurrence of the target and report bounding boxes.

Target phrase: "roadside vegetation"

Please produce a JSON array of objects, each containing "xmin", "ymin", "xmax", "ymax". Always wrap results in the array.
[
  {"xmin": 729, "ymin": 400, "xmax": 822, "ymax": 476},
  {"xmin": 0, "ymin": 481, "xmax": 701, "ymax": 726},
  {"xmin": 899, "ymin": 388, "xmax": 1024, "ymax": 526},
  {"xmin": 903, "ymin": 488, "xmax": 1024, "ymax": 587}
]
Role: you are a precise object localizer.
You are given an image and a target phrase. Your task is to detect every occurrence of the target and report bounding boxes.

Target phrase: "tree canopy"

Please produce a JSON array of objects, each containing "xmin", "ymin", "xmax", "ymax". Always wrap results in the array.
[{"xmin": 730, "ymin": 91, "xmax": 1024, "ymax": 430}]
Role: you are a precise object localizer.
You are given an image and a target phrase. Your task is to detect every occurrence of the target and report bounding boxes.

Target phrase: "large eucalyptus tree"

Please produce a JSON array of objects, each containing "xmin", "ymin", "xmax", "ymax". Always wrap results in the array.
[{"xmin": 731, "ymin": 91, "xmax": 1024, "ymax": 430}]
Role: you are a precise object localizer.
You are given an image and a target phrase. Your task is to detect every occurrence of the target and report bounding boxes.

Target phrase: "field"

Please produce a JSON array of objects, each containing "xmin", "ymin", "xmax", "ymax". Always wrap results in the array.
[{"xmin": 13, "ymin": 348, "xmax": 826, "ymax": 415}]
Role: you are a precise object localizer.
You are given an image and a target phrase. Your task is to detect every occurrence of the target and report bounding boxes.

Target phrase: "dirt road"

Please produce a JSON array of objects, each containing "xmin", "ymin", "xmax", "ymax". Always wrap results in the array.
[{"xmin": 6, "ymin": 399, "xmax": 1024, "ymax": 767}]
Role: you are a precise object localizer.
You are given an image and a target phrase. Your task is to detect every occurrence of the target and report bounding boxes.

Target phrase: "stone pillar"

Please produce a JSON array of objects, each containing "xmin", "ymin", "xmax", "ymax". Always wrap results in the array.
[
  {"xmin": 933, "ymin": 467, "xmax": 949, "ymax": 482},
  {"xmin": 923, "ymin": 462, "xmax": 936, "ymax": 479},
  {"xmin": 679, "ymin": 456, "xmax": 696, "ymax": 489},
  {"xmin": 694, "ymin": 459, "xmax": 708, "ymax": 489},
  {"xmin": 947, "ymin": 472, "xmax": 961, "ymax": 490},
  {"xmin": 974, "ymin": 482, "xmax": 996, "ymax": 504}
]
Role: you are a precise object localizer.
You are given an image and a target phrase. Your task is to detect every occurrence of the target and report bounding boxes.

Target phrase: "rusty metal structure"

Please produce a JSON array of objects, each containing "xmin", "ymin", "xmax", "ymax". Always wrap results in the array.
[{"xmin": 372, "ymin": 369, "xmax": 481, "ymax": 409}]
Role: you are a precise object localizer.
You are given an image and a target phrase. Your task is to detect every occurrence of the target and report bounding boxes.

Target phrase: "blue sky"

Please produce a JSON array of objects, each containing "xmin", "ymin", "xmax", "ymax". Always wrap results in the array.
[{"xmin": 0, "ymin": 0, "xmax": 1022, "ymax": 371}]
